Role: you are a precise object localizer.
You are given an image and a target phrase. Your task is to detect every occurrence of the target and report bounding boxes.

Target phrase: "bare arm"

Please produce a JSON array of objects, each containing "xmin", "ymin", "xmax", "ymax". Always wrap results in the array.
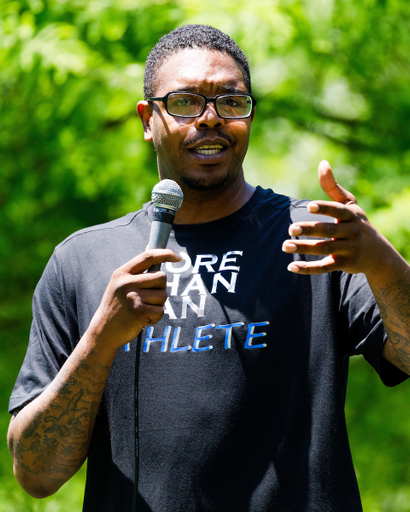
[
  {"xmin": 7, "ymin": 249, "xmax": 181, "ymax": 498},
  {"xmin": 367, "ymin": 267, "xmax": 410, "ymax": 375},
  {"xmin": 282, "ymin": 160, "xmax": 410, "ymax": 375},
  {"xmin": 8, "ymin": 336, "xmax": 116, "ymax": 498}
]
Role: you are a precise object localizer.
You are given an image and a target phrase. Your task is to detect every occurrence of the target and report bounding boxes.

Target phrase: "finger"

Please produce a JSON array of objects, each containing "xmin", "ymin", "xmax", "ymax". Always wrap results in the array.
[
  {"xmin": 305, "ymin": 200, "xmax": 357, "ymax": 222},
  {"xmin": 282, "ymin": 239, "xmax": 352, "ymax": 256},
  {"xmin": 318, "ymin": 160, "xmax": 357, "ymax": 205},
  {"xmin": 132, "ymin": 303, "xmax": 165, "ymax": 326},
  {"xmin": 288, "ymin": 220, "xmax": 352, "ymax": 239},
  {"xmin": 127, "ymin": 288, "xmax": 168, "ymax": 306},
  {"xmin": 287, "ymin": 255, "xmax": 338, "ymax": 275},
  {"xmin": 121, "ymin": 249, "xmax": 182, "ymax": 275},
  {"xmin": 118, "ymin": 270, "xmax": 168, "ymax": 290}
]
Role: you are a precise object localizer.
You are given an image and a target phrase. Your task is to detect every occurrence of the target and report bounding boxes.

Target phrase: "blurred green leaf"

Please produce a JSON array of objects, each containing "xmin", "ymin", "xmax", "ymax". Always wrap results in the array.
[{"xmin": 2, "ymin": 1, "xmax": 410, "ymax": 510}]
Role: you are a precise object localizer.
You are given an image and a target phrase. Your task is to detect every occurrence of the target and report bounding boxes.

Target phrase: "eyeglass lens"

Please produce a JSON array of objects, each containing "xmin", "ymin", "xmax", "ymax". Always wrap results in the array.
[{"xmin": 167, "ymin": 93, "xmax": 252, "ymax": 118}]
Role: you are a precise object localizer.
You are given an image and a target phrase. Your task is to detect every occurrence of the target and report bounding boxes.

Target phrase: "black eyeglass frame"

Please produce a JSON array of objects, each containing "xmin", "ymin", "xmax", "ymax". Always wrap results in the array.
[{"xmin": 147, "ymin": 91, "xmax": 257, "ymax": 119}]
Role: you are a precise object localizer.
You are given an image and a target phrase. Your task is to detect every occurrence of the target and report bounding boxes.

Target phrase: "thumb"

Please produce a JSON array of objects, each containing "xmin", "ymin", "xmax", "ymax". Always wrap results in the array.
[{"xmin": 318, "ymin": 160, "xmax": 357, "ymax": 205}]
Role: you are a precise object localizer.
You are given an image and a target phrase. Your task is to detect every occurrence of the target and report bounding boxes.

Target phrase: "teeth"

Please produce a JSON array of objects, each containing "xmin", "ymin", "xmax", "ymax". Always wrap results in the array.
[{"xmin": 194, "ymin": 144, "xmax": 224, "ymax": 155}]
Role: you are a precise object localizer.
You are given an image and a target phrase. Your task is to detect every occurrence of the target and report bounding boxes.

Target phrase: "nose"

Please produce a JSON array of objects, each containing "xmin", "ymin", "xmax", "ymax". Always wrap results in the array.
[{"xmin": 194, "ymin": 101, "xmax": 225, "ymax": 129}]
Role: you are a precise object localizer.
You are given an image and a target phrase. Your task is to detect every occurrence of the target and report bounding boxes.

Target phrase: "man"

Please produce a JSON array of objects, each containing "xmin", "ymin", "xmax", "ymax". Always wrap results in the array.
[{"xmin": 7, "ymin": 24, "xmax": 410, "ymax": 511}]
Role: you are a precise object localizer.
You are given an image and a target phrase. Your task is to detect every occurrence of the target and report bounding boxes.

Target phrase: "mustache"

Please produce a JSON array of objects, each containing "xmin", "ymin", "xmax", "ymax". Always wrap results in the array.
[{"xmin": 183, "ymin": 130, "xmax": 236, "ymax": 148}]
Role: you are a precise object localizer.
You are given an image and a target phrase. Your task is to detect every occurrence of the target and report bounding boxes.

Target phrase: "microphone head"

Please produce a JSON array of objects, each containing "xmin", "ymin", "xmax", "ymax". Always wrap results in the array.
[{"xmin": 152, "ymin": 179, "xmax": 184, "ymax": 213}]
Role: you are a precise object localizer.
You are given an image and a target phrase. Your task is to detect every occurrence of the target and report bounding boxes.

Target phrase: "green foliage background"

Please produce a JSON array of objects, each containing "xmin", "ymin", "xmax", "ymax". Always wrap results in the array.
[{"xmin": 1, "ymin": 0, "xmax": 410, "ymax": 510}]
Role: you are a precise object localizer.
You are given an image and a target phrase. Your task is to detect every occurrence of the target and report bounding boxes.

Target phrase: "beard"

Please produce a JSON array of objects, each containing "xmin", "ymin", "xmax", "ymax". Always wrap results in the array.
[{"xmin": 179, "ymin": 170, "xmax": 230, "ymax": 191}]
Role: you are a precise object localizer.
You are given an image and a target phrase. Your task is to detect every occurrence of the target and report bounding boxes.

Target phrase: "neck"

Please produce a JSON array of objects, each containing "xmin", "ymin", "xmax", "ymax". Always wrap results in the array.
[{"xmin": 173, "ymin": 180, "xmax": 255, "ymax": 225}]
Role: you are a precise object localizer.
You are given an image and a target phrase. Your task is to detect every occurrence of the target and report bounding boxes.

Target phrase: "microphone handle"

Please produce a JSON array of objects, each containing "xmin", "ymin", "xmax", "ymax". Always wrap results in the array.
[
  {"xmin": 124, "ymin": 207, "xmax": 177, "ymax": 353},
  {"xmin": 147, "ymin": 207, "xmax": 175, "ymax": 272}
]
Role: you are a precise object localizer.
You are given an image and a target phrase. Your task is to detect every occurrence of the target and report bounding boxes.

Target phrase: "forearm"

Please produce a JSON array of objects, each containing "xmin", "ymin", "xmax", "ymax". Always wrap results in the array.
[
  {"xmin": 365, "ymin": 242, "xmax": 410, "ymax": 375},
  {"xmin": 8, "ymin": 250, "xmax": 178, "ymax": 498},
  {"xmin": 7, "ymin": 333, "xmax": 117, "ymax": 498}
]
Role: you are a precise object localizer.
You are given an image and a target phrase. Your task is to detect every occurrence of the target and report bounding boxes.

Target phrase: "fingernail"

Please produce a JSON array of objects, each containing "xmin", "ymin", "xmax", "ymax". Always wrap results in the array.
[
  {"xmin": 308, "ymin": 202, "xmax": 320, "ymax": 213},
  {"xmin": 287, "ymin": 263, "xmax": 300, "ymax": 273},
  {"xmin": 282, "ymin": 242, "xmax": 297, "ymax": 253},
  {"xmin": 289, "ymin": 225, "xmax": 303, "ymax": 236}
]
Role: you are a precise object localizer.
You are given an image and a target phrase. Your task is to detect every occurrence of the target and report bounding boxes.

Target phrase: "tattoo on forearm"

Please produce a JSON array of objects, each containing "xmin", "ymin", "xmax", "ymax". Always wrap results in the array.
[
  {"xmin": 376, "ymin": 277, "xmax": 410, "ymax": 373},
  {"xmin": 382, "ymin": 280, "xmax": 410, "ymax": 327},
  {"xmin": 44, "ymin": 390, "xmax": 88, "ymax": 437},
  {"xmin": 13, "ymin": 353, "xmax": 111, "ymax": 482}
]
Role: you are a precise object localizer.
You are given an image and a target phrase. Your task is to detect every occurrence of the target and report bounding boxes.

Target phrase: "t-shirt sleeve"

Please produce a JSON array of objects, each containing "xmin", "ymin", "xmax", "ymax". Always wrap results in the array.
[
  {"xmin": 8, "ymin": 251, "xmax": 78, "ymax": 414},
  {"xmin": 339, "ymin": 272, "xmax": 409, "ymax": 387}
]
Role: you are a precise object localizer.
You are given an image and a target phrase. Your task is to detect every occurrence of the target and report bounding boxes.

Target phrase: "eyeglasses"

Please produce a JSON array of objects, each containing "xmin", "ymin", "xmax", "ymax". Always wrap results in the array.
[{"xmin": 147, "ymin": 91, "xmax": 257, "ymax": 119}]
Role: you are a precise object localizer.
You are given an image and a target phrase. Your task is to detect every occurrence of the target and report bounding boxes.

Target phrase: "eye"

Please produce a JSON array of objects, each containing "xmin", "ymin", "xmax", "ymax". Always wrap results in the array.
[
  {"xmin": 173, "ymin": 97, "xmax": 193, "ymax": 107},
  {"xmin": 220, "ymin": 97, "xmax": 241, "ymax": 108}
]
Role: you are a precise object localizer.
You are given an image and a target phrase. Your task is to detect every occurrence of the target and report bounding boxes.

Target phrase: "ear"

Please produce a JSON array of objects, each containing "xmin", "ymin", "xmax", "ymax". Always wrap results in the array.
[{"xmin": 137, "ymin": 101, "xmax": 153, "ymax": 142}]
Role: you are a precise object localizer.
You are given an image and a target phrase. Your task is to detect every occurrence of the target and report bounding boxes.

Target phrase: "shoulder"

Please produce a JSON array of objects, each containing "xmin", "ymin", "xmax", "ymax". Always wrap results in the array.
[
  {"xmin": 39, "ymin": 205, "xmax": 153, "ymax": 285},
  {"xmin": 59, "ymin": 207, "xmax": 149, "ymax": 249},
  {"xmin": 52, "ymin": 206, "xmax": 151, "ymax": 260},
  {"xmin": 254, "ymin": 187, "xmax": 328, "ymax": 224}
]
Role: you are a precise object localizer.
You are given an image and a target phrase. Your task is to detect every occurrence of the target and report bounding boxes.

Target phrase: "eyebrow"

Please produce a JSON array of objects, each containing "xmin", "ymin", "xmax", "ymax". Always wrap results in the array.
[{"xmin": 171, "ymin": 84, "xmax": 247, "ymax": 94}]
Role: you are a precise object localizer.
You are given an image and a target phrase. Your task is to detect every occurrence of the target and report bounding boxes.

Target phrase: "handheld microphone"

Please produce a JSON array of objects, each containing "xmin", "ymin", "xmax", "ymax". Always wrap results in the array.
[
  {"xmin": 147, "ymin": 179, "xmax": 184, "ymax": 271},
  {"xmin": 124, "ymin": 179, "xmax": 183, "ymax": 353}
]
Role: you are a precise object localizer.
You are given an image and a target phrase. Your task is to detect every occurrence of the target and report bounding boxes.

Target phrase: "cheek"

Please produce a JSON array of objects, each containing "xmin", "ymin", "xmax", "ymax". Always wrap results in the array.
[
  {"xmin": 152, "ymin": 131, "xmax": 185, "ymax": 168},
  {"xmin": 151, "ymin": 126, "xmax": 176, "ymax": 152},
  {"xmin": 151, "ymin": 118, "xmax": 188, "ymax": 152},
  {"xmin": 234, "ymin": 125, "xmax": 251, "ymax": 150},
  {"xmin": 231, "ymin": 119, "xmax": 251, "ymax": 139}
]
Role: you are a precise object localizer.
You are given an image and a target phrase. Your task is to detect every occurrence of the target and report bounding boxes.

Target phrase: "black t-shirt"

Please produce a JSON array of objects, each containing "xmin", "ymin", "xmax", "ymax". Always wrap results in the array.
[{"xmin": 9, "ymin": 187, "xmax": 407, "ymax": 511}]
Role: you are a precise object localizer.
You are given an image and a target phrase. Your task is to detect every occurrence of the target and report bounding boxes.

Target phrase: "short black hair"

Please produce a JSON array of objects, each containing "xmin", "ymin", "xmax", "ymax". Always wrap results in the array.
[{"xmin": 143, "ymin": 24, "xmax": 251, "ymax": 98}]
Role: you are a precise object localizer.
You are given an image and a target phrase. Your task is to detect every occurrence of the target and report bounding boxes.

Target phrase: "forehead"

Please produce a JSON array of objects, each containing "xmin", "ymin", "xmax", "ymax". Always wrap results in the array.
[{"xmin": 154, "ymin": 48, "xmax": 247, "ymax": 96}]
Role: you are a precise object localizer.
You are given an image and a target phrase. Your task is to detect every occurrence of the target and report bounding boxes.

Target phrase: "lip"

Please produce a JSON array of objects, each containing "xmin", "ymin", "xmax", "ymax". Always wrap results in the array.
[
  {"xmin": 186, "ymin": 137, "xmax": 230, "ymax": 163},
  {"xmin": 188, "ymin": 146, "xmax": 228, "ymax": 164},
  {"xmin": 186, "ymin": 137, "xmax": 230, "ymax": 150}
]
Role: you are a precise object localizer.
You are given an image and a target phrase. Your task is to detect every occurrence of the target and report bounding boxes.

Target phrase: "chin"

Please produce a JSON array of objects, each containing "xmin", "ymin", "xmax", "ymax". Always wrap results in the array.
[{"xmin": 180, "ymin": 172, "xmax": 229, "ymax": 191}]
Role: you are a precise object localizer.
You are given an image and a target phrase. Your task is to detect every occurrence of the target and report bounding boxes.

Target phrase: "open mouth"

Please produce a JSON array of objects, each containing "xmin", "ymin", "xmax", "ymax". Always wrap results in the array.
[{"xmin": 193, "ymin": 144, "xmax": 224, "ymax": 155}]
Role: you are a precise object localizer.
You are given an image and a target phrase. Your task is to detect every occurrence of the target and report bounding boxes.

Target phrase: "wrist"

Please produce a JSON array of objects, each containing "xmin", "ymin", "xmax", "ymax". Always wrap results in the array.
[
  {"xmin": 364, "ymin": 233, "xmax": 409, "ymax": 288},
  {"xmin": 77, "ymin": 329, "xmax": 120, "ymax": 367}
]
